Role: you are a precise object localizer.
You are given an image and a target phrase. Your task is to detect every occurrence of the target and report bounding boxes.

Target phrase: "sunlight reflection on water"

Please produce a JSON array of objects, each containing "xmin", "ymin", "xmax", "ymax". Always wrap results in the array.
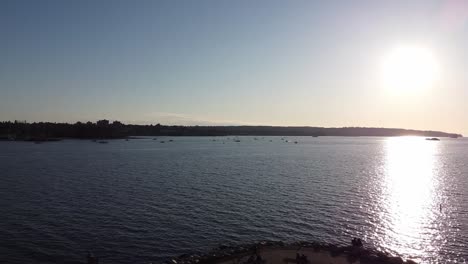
[{"xmin": 380, "ymin": 137, "xmax": 442, "ymax": 262}]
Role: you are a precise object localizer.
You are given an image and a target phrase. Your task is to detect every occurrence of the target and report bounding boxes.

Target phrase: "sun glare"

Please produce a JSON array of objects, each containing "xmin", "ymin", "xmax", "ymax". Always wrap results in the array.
[
  {"xmin": 381, "ymin": 45, "xmax": 439, "ymax": 94},
  {"xmin": 379, "ymin": 137, "xmax": 442, "ymax": 260}
]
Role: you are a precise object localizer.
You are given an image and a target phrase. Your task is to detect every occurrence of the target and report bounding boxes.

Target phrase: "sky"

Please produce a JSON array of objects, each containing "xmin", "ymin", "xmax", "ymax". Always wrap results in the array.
[{"xmin": 1, "ymin": 0, "xmax": 468, "ymax": 135}]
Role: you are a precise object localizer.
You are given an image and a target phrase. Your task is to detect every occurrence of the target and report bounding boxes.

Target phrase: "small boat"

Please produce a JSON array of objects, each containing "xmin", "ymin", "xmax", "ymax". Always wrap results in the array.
[
  {"xmin": 234, "ymin": 139, "xmax": 241, "ymax": 142},
  {"xmin": 98, "ymin": 141, "xmax": 108, "ymax": 144},
  {"xmin": 169, "ymin": 139, "xmax": 173, "ymax": 142},
  {"xmin": 294, "ymin": 141, "xmax": 298, "ymax": 144},
  {"xmin": 160, "ymin": 141, "xmax": 165, "ymax": 143},
  {"xmin": 426, "ymin": 138, "xmax": 440, "ymax": 141},
  {"xmin": 152, "ymin": 138, "xmax": 158, "ymax": 140}
]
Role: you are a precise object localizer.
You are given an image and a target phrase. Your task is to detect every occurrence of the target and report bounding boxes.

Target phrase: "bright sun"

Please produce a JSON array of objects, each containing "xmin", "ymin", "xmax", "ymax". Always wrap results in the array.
[{"xmin": 381, "ymin": 45, "xmax": 439, "ymax": 94}]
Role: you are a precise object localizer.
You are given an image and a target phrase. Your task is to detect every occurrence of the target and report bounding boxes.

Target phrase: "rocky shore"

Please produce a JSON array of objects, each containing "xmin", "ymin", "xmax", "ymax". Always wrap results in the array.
[{"xmin": 167, "ymin": 241, "xmax": 418, "ymax": 264}]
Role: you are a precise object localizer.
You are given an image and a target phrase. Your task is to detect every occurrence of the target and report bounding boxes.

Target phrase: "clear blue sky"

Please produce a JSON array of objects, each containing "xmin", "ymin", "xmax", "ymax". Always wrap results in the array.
[{"xmin": 1, "ymin": 0, "xmax": 467, "ymax": 134}]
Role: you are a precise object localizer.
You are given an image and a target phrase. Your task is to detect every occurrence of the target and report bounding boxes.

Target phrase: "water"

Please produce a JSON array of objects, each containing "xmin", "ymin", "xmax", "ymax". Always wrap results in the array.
[{"xmin": 0, "ymin": 137, "xmax": 467, "ymax": 263}]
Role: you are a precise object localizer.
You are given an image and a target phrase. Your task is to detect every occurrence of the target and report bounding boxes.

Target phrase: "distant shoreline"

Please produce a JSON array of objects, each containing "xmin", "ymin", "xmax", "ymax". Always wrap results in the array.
[{"xmin": 0, "ymin": 120, "xmax": 462, "ymax": 140}]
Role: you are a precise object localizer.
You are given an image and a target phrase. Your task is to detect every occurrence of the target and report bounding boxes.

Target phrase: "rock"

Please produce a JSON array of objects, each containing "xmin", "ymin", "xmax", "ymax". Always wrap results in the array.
[
  {"xmin": 387, "ymin": 256, "xmax": 404, "ymax": 264},
  {"xmin": 167, "ymin": 241, "xmax": 419, "ymax": 264}
]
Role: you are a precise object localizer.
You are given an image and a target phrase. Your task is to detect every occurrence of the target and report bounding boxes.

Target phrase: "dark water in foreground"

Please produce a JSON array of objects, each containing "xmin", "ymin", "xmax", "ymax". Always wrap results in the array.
[{"xmin": 1, "ymin": 137, "xmax": 467, "ymax": 263}]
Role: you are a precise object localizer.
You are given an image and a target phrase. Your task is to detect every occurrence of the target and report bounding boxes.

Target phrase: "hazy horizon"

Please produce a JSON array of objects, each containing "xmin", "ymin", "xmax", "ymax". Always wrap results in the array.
[{"xmin": 2, "ymin": 0, "xmax": 468, "ymax": 135}]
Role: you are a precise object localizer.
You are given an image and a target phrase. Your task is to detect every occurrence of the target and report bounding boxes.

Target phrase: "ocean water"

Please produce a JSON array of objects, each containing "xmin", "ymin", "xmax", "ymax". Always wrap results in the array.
[{"xmin": 0, "ymin": 137, "xmax": 467, "ymax": 264}]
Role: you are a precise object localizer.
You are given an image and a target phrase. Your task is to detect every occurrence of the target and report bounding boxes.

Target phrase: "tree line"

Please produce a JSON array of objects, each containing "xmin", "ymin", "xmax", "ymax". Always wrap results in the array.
[{"xmin": 0, "ymin": 120, "xmax": 462, "ymax": 140}]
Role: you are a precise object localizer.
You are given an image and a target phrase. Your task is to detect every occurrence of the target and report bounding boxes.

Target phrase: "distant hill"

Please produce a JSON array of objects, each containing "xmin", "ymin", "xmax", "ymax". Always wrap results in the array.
[
  {"xmin": 156, "ymin": 126, "xmax": 462, "ymax": 138},
  {"xmin": 0, "ymin": 120, "xmax": 462, "ymax": 140}
]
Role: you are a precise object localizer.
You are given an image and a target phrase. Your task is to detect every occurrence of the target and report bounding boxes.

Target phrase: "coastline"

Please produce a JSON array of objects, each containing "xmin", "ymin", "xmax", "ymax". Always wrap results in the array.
[
  {"xmin": 168, "ymin": 241, "xmax": 418, "ymax": 264},
  {"xmin": 0, "ymin": 121, "xmax": 463, "ymax": 140}
]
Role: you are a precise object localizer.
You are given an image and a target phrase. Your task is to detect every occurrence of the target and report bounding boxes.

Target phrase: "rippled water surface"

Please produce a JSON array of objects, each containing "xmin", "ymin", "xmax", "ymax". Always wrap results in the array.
[{"xmin": 1, "ymin": 137, "xmax": 467, "ymax": 263}]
